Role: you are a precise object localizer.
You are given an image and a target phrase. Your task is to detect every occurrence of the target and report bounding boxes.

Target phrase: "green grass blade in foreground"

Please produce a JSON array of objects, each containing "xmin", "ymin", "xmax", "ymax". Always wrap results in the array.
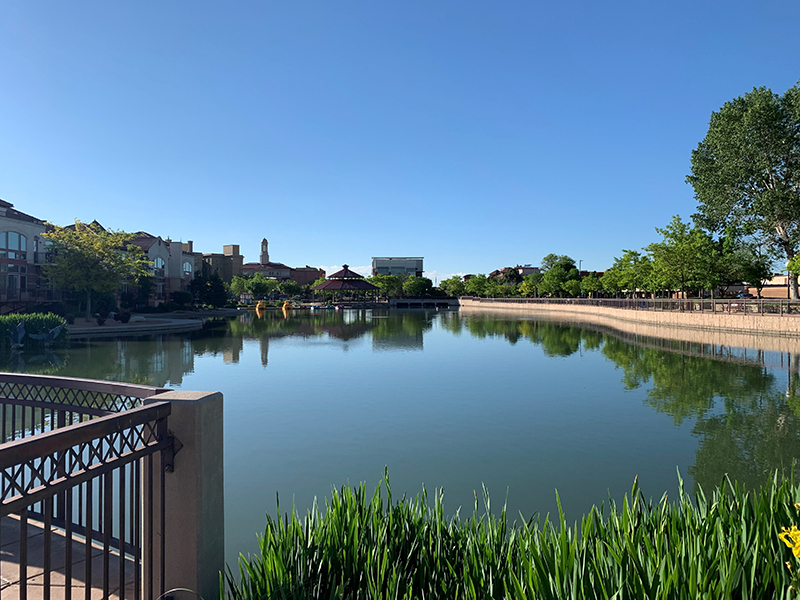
[{"xmin": 223, "ymin": 471, "xmax": 800, "ymax": 600}]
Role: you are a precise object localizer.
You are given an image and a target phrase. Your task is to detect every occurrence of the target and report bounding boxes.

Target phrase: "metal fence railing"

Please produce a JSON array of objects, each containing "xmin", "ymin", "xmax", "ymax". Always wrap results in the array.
[
  {"xmin": 460, "ymin": 297, "xmax": 800, "ymax": 315},
  {"xmin": 0, "ymin": 374, "xmax": 173, "ymax": 600}
]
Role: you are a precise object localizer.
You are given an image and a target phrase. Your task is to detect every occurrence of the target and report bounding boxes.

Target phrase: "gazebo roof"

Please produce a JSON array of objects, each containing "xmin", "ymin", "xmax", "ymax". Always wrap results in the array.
[
  {"xmin": 327, "ymin": 264, "xmax": 367, "ymax": 280},
  {"xmin": 312, "ymin": 264, "xmax": 378, "ymax": 291}
]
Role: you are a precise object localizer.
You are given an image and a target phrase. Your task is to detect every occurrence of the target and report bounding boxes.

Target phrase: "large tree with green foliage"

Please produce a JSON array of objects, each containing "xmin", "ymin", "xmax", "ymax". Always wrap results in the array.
[
  {"xmin": 464, "ymin": 275, "xmax": 488, "ymax": 297},
  {"xmin": 43, "ymin": 221, "xmax": 151, "ymax": 320},
  {"xmin": 438, "ymin": 276, "xmax": 466, "ymax": 297},
  {"xmin": 540, "ymin": 254, "xmax": 575, "ymax": 273},
  {"xmin": 647, "ymin": 216, "xmax": 716, "ymax": 296},
  {"xmin": 190, "ymin": 272, "xmax": 230, "ymax": 307},
  {"xmin": 580, "ymin": 272, "xmax": 602, "ymax": 297},
  {"xmin": 688, "ymin": 81, "xmax": 800, "ymax": 298},
  {"xmin": 601, "ymin": 267, "xmax": 622, "ymax": 297},
  {"xmin": 538, "ymin": 254, "xmax": 580, "ymax": 297},
  {"xmin": 403, "ymin": 276, "xmax": 433, "ymax": 297},
  {"xmin": 518, "ymin": 273, "xmax": 543, "ymax": 297},
  {"xmin": 368, "ymin": 274, "xmax": 404, "ymax": 299}
]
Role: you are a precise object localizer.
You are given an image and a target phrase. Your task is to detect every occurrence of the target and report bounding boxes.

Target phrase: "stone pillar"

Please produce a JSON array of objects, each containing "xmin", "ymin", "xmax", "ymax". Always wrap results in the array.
[{"xmin": 145, "ymin": 390, "xmax": 224, "ymax": 600}]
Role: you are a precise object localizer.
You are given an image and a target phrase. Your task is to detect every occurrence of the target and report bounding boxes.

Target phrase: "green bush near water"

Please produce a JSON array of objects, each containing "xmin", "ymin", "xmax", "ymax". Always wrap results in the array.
[
  {"xmin": 0, "ymin": 313, "xmax": 67, "ymax": 348},
  {"xmin": 224, "ymin": 472, "xmax": 800, "ymax": 600}
]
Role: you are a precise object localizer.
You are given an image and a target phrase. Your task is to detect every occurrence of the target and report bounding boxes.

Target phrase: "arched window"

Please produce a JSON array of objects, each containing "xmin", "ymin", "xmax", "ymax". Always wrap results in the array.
[
  {"xmin": 153, "ymin": 257, "xmax": 165, "ymax": 270},
  {"xmin": 183, "ymin": 261, "xmax": 193, "ymax": 276},
  {"xmin": 0, "ymin": 231, "xmax": 28, "ymax": 260}
]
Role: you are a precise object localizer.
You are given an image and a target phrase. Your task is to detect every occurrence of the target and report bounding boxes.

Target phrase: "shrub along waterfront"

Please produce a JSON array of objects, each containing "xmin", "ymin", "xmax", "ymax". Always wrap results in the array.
[
  {"xmin": 0, "ymin": 313, "xmax": 66, "ymax": 348},
  {"xmin": 224, "ymin": 472, "xmax": 800, "ymax": 600}
]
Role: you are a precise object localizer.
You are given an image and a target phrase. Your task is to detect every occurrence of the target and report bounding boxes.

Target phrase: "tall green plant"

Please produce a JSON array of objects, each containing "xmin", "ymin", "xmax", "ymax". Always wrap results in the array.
[{"xmin": 224, "ymin": 471, "xmax": 800, "ymax": 600}]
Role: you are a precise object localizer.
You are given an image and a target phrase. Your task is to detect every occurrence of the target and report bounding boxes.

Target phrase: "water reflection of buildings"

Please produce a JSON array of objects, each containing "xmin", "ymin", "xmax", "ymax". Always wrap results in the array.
[
  {"xmin": 114, "ymin": 337, "xmax": 198, "ymax": 387},
  {"xmin": 260, "ymin": 336, "xmax": 269, "ymax": 367},
  {"xmin": 231, "ymin": 310, "xmax": 433, "ymax": 356},
  {"xmin": 223, "ymin": 335, "xmax": 243, "ymax": 364}
]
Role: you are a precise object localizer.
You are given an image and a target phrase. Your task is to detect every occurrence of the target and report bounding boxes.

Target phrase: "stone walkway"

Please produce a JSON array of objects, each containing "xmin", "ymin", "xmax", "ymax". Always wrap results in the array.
[{"xmin": 0, "ymin": 516, "xmax": 135, "ymax": 600}]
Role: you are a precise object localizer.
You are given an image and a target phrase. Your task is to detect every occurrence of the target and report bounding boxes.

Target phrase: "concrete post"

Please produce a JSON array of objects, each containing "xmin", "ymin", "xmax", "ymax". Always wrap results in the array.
[{"xmin": 145, "ymin": 390, "xmax": 224, "ymax": 600}]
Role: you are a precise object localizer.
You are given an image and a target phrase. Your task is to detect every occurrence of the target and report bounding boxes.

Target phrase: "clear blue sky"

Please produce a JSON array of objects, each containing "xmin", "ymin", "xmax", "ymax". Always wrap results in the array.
[{"xmin": 1, "ymin": 1, "xmax": 798, "ymax": 280}]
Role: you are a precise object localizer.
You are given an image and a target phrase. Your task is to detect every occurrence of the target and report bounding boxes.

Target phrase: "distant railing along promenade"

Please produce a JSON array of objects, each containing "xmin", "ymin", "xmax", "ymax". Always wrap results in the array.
[
  {"xmin": 459, "ymin": 296, "xmax": 800, "ymax": 338},
  {"xmin": 460, "ymin": 296, "xmax": 800, "ymax": 315}
]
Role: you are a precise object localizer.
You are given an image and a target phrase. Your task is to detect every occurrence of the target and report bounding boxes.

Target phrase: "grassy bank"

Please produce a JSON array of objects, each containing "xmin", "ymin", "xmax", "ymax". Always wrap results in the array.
[{"xmin": 223, "ymin": 472, "xmax": 800, "ymax": 599}]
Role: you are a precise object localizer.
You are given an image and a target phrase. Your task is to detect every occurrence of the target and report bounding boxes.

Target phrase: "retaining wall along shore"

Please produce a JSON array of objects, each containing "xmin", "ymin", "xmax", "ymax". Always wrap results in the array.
[{"xmin": 459, "ymin": 297, "xmax": 800, "ymax": 347}]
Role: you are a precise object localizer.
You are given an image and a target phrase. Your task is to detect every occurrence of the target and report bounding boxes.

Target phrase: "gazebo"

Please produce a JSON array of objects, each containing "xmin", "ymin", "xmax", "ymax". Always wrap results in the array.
[{"xmin": 312, "ymin": 264, "xmax": 378, "ymax": 300}]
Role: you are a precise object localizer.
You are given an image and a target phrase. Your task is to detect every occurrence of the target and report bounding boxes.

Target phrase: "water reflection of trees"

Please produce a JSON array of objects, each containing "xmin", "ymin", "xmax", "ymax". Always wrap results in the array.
[
  {"xmin": 0, "ymin": 311, "xmax": 439, "ymax": 384},
  {"xmin": 3, "ymin": 310, "xmax": 798, "ymax": 492},
  {"xmin": 454, "ymin": 313, "xmax": 800, "ymax": 492},
  {"xmin": 0, "ymin": 335, "xmax": 196, "ymax": 388},
  {"xmin": 228, "ymin": 310, "xmax": 435, "ymax": 352}
]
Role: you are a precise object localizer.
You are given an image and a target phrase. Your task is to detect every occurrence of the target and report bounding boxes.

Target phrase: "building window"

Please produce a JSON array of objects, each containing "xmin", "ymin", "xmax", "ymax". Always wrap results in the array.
[
  {"xmin": 183, "ymin": 261, "xmax": 193, "ymax": 277},
  {"xmin": 152, "ymin": 257, "xmax": 166, "ymax": 299},
  {"xmin": 0, "ymin": 231, "xmax": 28, "ymax": 260}
]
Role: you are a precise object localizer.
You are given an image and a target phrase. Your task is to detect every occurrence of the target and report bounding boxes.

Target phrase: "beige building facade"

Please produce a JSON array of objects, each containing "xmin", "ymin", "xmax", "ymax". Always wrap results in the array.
[{"xmin": 0, "ymin": 200, "xmax": 47, "ymax": 303}]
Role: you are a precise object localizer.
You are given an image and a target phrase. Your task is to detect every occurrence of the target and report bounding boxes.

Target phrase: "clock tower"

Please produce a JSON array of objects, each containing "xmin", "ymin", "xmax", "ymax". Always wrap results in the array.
[{"xmin": 260, "ymin": 238, "xmax": 269, "ymax": 264}]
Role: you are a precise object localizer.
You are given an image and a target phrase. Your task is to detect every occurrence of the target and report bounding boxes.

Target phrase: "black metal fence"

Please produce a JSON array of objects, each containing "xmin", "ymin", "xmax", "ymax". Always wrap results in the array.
[
  {"xmin": 461, "ymin": 296, "xmax": 800, "ymax": 315},
  {"xmin": 0, "ymin": 374, "xmax": 173, "ymax": 600}
]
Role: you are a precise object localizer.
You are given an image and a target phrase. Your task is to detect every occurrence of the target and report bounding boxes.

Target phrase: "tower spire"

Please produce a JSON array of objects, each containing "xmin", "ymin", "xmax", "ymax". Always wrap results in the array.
[{"xmin": 260, "ymin": 238, "xmax": 269, "ymax": 264}]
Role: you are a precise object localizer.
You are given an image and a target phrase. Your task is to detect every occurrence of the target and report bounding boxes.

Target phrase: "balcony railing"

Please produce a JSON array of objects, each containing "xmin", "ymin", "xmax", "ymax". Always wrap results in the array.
[{"xmin": 0, "ymin": 374, "xmax": 224, "ymax": 600}]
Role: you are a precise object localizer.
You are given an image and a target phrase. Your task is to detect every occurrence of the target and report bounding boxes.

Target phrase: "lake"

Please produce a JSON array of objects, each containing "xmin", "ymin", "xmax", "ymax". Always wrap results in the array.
[{"xmin": 4, "ymin": 308, "xmax": 800, "ymax": 565}]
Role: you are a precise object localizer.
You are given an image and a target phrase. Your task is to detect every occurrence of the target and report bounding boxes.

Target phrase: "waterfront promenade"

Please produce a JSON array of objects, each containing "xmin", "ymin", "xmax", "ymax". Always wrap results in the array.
[{"xmin": 459, "ymin": 297, "xmax": 800, "ymax": 339}]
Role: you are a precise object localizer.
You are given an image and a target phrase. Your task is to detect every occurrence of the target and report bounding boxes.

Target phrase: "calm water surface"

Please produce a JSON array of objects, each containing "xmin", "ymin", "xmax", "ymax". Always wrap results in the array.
[{"xmin": 4, "ymin": 309, "xmax": 800, "ymax": 565}]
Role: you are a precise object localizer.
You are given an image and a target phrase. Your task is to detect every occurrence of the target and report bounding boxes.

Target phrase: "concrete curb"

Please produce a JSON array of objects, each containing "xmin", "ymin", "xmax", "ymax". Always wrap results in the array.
[{"xmin": 67, "ymin": 318, "xmax": 204, "ymax": 338}]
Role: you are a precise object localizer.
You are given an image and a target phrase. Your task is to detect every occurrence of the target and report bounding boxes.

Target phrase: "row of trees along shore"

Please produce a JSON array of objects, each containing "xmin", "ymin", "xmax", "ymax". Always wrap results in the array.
[
  {"xmin": 439, "ymin": 216, "xmax": 773, "ymax": 299},
  {"xmin": 442, "ymin": 79, "xmax": 800, "ymax": 300},
  {"xmin": 230, "ymin": 272, "xmax": 442, "ymax": 300},
  {"xmin": 39, "ymin": 80, "xmax": 800, "ymax": 306}
]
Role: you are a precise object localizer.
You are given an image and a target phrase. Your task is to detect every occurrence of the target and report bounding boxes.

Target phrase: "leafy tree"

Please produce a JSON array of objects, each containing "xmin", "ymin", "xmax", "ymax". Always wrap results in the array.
[
  {"xmin": 501, "ymin": 269, "xmax": 522, "ymax": 285},
  {"xmin": 464, "ymin": 275, "xmax": 489, "ymax": 297},
  {"xmin": 606, "ymin": 250, "xmax": 653, "ymax": 298},
  {"xmin": 562, "ymin": 279, "xmax": 582, "ymax": 297},
  {"xmin": 171, "ymin": 290, "xmax": 193, "ymax": 306},
  {"xmin": 647, "ymin": 216, "xmax": 715, "ymax": 296},
  {"xmin": 135, "ymin": 274, "xmax": 154, "ymax": 308},
  {"xmin": 688, "ymin": 81, "xmax": 800, "ymax": 298},
  {"xmin": 230, "ymin": 275, "xmax": 250, "ymax": 297},
  {"xmin": 539, "ymin": 266, "xmax": 568, "ymax": 297},
  {"xmin": 439, "ymin": 276, "xmax": 466, "ymax": 297},
  {"xmin": 518, "ymin": 273, "xmax": 543, "ymax": 297},
  {"xmin": 403, "ymin": 276, "xmax": 433, "ymax": 297},
  {"xmin": 368, "ymin": 274, "xmax": 403, "ymax": 299},
  {"xmin": 189, "ymin": 272, "xmax": 210, "ymax": 304},
  {"xmin": 190, "ymin": 272, "xmax": 230, "ymax": 307},
  {"xmin": 43, "ymin": 221, "xmax": 150, "ymax": 320},
  {"xmin": 207, "ymin": 272, "xmax": 230, "ymax": 307},
  {"xmin": 250, "ymin": 273, "xmax": 278, "ymax": 297},
  {"xmin": 581, "ymin": 272, "xmax": 602, "ymax": 297},
  {"xmin": 601, "ymin": 267, "xmax": 622, "ymax": 296},
  {"xmin": 278, "ymin": 280, "xmax": 302, "ymax": 297},
  {"xmin": 484, "ymin": 279, "xmax": 510, "ymax": 298},
  {"xmin": 715, "ymin": 227, "xmax": 774, "ymax": 297},
  {"xmin": 541, "ymin": 254, "xmax": 575, "ymax": 272}
]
